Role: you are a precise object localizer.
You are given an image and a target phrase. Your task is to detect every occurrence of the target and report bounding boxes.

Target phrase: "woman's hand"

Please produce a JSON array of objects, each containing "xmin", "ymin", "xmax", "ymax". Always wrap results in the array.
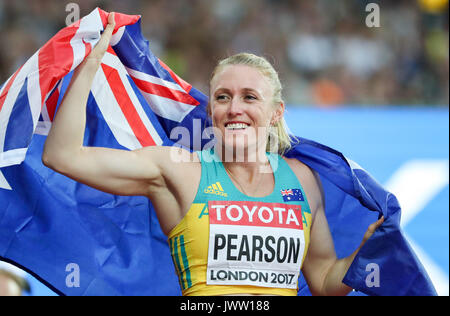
[
  {"xmin": 302, "ymin": 208, "xmax": 385, "ymax": 296},
  {"xmin": 43, "ymin": 12, "xmax": 118, "ymax": 169},
  {"xmin": 85, "ymin": 12, "xmax": 116, "ymax": 64},
  {"xmin": 361, "ymin": 216, "xmax": 385, "ymax": 245}
]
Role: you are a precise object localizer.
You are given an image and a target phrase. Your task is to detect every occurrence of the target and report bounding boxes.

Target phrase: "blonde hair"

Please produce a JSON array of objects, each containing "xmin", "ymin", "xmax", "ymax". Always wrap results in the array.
[{"xmin": 210, "ymin": 52, "xmax": 296, "ymax": 155}]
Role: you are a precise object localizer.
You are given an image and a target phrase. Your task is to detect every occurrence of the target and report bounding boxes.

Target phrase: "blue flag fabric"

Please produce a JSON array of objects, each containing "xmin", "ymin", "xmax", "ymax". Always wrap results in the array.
[
  {"xmin": 286, "ymin": 139, "xmax": 437, "ymax": 296},
  {"xmin": 0, "ymin": 9, "xmax": 436, "ymax": 296}
]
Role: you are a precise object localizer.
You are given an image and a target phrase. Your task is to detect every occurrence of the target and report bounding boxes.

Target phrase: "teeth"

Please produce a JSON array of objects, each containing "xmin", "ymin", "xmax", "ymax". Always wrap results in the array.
[{"xmin": 226, "ymin": 123, "xmax": 249, "ymax": 130}]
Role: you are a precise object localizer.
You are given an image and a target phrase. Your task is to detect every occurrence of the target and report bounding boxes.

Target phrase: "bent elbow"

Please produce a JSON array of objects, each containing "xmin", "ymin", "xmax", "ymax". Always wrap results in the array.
[
  {"xmin": 41, "ymin": 152, "xmax": 50, "ymax": 168},
  {"xmin": 41, "ymin": 148, "xmax": 71, "ymax": 173},
  {"xmin": 42, "ymin": 151, "xmax": 59, "ymax": 171}
]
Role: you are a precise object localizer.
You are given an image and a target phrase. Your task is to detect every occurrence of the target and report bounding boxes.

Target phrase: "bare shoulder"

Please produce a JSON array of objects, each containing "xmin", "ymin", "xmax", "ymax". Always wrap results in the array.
[{"xmin": 282, "ymin": 157, "xmax": 324, "ymax": 218}]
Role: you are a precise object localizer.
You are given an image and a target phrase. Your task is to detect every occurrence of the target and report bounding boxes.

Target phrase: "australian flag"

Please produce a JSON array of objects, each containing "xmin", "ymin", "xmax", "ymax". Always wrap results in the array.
[
  {"xmin": 281, "ymin": 189, "xmax": 304, "ymax": 202},
  {"xmin": 0, "ymin": 8, "xmax": 436, "ymax": 296}
]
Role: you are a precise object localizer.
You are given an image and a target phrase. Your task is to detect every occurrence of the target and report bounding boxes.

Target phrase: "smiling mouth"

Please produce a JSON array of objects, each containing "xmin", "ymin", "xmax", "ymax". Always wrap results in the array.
[{"xmin": 225, "ymin": 122, "xmax": 250, "ymax": 130}]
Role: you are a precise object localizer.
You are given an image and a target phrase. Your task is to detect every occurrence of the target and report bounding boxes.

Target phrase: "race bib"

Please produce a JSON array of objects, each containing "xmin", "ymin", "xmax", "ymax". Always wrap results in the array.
[{"xmin": 206, "ymin": 201, "xmax": 305, "ymax": 289}]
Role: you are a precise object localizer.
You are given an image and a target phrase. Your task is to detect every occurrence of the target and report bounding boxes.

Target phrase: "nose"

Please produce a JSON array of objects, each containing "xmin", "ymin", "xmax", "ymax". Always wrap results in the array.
[{"xmin": 227, "ymin": 97, "xmax": 244, "ymax": 116}]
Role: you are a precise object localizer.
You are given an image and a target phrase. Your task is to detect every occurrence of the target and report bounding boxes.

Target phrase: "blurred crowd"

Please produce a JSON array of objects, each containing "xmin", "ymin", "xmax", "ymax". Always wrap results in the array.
[
  {"xmin": 0, "ymin": 261, "xmax": 30, "ymax": 296},
  {"xmin": 0, "ymin": 0, "xmax": 448, "ymax": 106}
]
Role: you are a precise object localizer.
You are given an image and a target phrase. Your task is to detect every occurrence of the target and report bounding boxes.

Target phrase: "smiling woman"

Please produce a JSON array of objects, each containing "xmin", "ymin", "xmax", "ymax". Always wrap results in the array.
[
  {"xmin": 41, "ymin": 13, "xmax": 383, "ymax": 296},
  {"xmin": 166, "ymin": 53, "xmax": 384, "ymax": 296},
  {"xmin": 209, "ymin": 53, "xmax": 294, "ymax": 157},
  {"xmin": 210, "ymin": 63, "xmax": 282, "ymax": 162}
]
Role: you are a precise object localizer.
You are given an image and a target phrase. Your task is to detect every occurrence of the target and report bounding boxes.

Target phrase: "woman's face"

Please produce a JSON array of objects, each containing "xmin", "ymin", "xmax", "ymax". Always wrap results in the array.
[{"xmin": 210, "ymin": 64, "xmax": 280, "ymax": 155}]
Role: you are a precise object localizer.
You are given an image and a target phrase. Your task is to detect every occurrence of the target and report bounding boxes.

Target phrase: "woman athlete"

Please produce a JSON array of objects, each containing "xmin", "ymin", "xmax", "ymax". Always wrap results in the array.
[{"xmin": 42, "ymin": 13, "xmax": 384, "ymax": 296}]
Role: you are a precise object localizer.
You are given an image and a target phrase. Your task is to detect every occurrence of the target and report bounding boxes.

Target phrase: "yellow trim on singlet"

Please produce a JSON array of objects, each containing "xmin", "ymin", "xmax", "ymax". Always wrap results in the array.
[{"xmin": 168, "ymin": 203, "xmax": 311, "ymax": 296}]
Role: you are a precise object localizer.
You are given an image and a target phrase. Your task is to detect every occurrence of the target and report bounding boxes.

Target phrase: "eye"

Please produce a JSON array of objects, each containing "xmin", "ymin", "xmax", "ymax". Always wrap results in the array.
[
  {"xmin": 244, "ymin": 94, "xmax": 257, "ymax": 101},
  {"xmin": 216, "ymin": 94, "xmax": 229, "ymax": 102}
]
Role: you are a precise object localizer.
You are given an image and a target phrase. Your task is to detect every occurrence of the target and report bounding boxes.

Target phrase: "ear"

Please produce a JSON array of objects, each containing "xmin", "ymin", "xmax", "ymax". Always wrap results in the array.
[{"xmin": 271, "ymin": 102, "xmax": 285, "ymax": 125}]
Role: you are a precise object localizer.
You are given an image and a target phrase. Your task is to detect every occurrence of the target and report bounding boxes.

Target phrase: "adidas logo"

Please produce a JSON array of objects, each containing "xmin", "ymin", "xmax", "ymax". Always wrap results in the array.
[{"xmin": 204, "ymin": 182, "xmax": 228, "ymax": 197}]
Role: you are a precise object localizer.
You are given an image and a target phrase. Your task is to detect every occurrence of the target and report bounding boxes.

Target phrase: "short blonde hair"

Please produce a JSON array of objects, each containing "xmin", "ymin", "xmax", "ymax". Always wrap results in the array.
[{"xmin": 210, "ymin": 53, "xmax": 296, "ymax": 155}]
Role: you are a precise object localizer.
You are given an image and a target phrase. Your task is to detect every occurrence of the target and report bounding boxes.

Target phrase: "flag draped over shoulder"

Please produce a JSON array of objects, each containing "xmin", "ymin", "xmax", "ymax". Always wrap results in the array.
[{"xmin": 0, "ymin": 8, "xmax": 436, "ymax": 296}]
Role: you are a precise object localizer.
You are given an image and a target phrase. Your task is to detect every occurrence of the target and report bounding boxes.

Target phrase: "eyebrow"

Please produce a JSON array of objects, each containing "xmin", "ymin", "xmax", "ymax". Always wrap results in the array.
[{"xmin": 213, "ymin": 87, "xmax": 261, "ymax": 96}]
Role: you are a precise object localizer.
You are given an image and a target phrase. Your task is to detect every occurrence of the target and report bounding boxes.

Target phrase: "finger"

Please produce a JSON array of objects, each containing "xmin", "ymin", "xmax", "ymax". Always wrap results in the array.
[
  {"xmin": 108, "ymin": 11, "xmax": 116, "ymax": 26},
  {"xmin": 99, "ymin": 12, "xmax": 116, "ymax": 45},
  {"xmin": 368, "ymin": 216, "xmax": 384, "ymax": 233},
  {"xmin": 376, "ymin": 216, "xmax": 385, "ymax": 227},
  {"xmin": 373, "ymin": 217, "xmax": 383, "ymax": 228},
  {"xmin": 89, "ymin": 13, "xmax": 116, "ymax": 59},
  {"xmin": 363, "ymin": 216, "xmax": 384, "ymax": 242},
  {"xmin": 105, "ymin": 12, "xmax": 116, "ymax": 34},
  {"xmin": 367, "ymin": 223, "xmax": 377, "ymax": 234}
]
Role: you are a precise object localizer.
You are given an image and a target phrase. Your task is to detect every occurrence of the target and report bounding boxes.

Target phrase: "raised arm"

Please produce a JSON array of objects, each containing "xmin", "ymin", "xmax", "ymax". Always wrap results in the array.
[{"xmin": 42, "ymin": 13, "xmax": 197, "ymax": 202}]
